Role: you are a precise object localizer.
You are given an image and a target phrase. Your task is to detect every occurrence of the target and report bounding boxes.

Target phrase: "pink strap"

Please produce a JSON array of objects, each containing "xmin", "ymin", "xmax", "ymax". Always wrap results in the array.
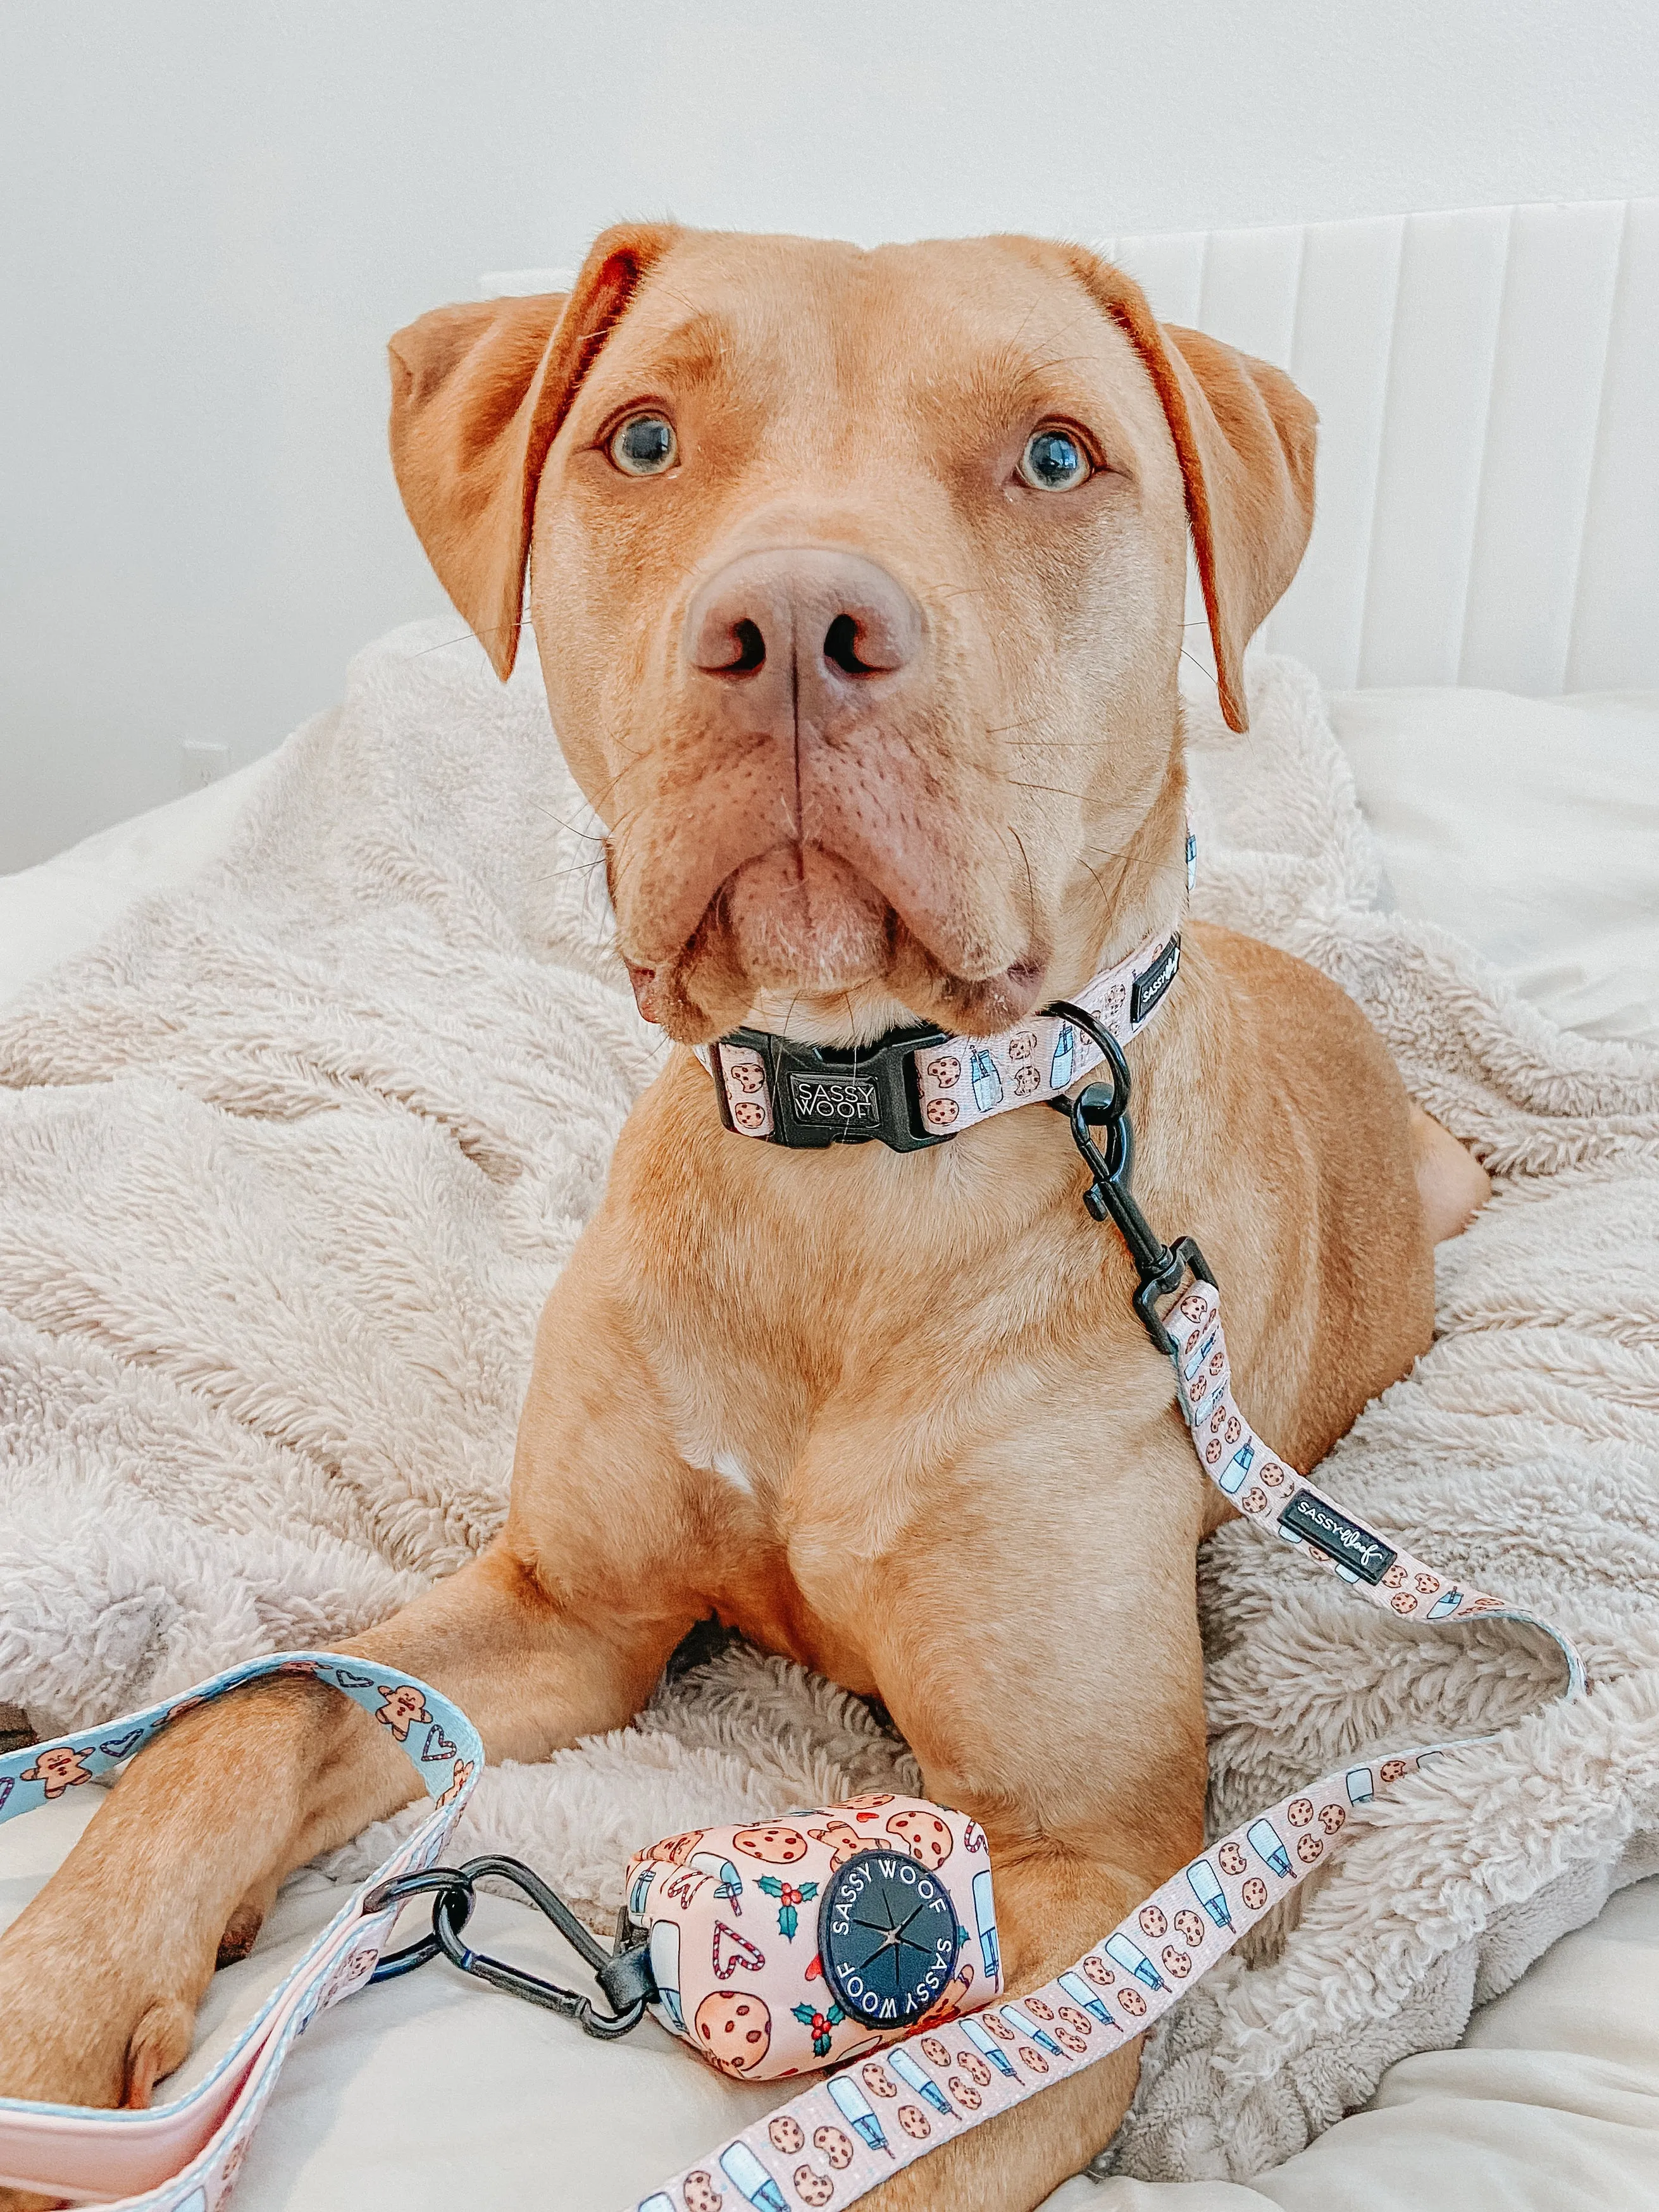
[{"xmin": 624, "ymin": 1277, "xmax": 1584, "ymax": 2212}]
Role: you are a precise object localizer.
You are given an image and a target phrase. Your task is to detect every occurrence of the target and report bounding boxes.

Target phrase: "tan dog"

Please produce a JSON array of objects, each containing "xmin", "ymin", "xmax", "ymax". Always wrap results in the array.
[{"xmin": 0, "ymin": 225, "xmax": 1488, "ymax": 2211}]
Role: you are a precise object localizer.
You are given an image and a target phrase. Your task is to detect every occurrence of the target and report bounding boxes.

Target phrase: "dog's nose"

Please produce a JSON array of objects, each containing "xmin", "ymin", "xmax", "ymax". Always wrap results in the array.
[{"xmin": 684, "ymin": 549, "xmax": 922, "ymax": 720}]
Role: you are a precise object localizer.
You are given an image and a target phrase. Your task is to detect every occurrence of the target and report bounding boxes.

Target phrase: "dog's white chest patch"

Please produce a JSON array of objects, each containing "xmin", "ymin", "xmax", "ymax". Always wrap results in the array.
[{"xmin": 709, "ymin": 1449, "xmax": 755, "ymax": 1496}]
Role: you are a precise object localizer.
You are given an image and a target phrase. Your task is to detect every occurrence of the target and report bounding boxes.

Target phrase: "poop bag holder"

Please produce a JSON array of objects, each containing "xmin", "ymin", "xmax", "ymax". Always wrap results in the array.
[{"xmin": 620, "ymin": 1796, "xmax": 999, "ymax": 2078}]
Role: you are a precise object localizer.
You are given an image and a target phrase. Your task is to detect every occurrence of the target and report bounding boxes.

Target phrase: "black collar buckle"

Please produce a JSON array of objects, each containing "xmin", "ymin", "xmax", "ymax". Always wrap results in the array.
[{"xmin": 714, "ymin": 1022, "xmax": 953, "ymax": 1151}]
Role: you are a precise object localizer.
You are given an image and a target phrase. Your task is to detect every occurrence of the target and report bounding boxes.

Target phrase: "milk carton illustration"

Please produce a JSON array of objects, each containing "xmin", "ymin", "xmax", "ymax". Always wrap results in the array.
[
  {"xmin": 1182, "ymin": 1329, "xmax": 1217, "ymax": 1381},
  {"xmin": 1050, "ymin": 1022, "xmax": 1076, "ymax": 1090},
  {"xmin": 972, "ymin": 1868, "xmax": 1000, "ymax": 1982},
  {"xmin": 689, "ymin": 1851, "xmax": 744, "ymax": 1913},
  {"xmin": 1246, "ymin": 1818, "xmax": 1291, "ymax": 1879},
  {"xmin": 890, "ymin": 2046, "xmax": 953, "ymax": 2114},
  {"xmin": 962, "ymin": 2015, "xmax": 1018, "ymax": 2079},
  {"xmin": 1103, "ymin": 1934, "xmax": 1165, "ymax": 1992},
  {"xmin": 719, "ymin": 2141, "xmax": 788, "ymax": 2211},
  {"xmin": 1186, "ymin": 828, "xmax": 1198, "ymax": 889},
  {"xmin": 1059, "ymin": 1969, "xmax": 1119, "ymax": 2028},
  {"xmin": 1217, "ymin": 1439, "xmax": 1254, "ymax": 1496},
  {"xmin": 1186, "ymin": 1858, "xmax": 1233, "ymax": 1932},
  {"xmin": 1002, "ymin": 2002, "xmax": 1062, "ymax": 2056},
  {"xmin": 829, "ymin": 2073, "xmax": 892, "ymax": 2153},
  {"xmin": 648, "ymin": 1918, "xmax": 683, "ymax": 2032},
  {"xmin": 1346, "ymin": 1767, "xmax": 1374, "ymax": 1806},
  {"xmin": 638, "ymin": 2198, "xmax": 676, "ymax": 2212},
  {"xmin": 969, "ymin": 1047, "xmax": 1003, "ymax": 1114},
  {"xmin": 1427, "ymin": 1588, "xmax": 1464, "ymax": 1620},
  {"xmin": 628, "ymin": 1861, "xmax": 657, "ymax": 1920}
]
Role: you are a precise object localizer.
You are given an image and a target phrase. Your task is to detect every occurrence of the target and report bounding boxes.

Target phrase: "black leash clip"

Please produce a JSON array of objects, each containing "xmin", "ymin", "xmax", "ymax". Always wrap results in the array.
[
  {"xmin": 1045, "ymin": 1000, "xmax": 1214, "ymax": 1357},
  {"xmin": 364, "ymin": 1855, "xmax": 654, "ymax": 2041}
]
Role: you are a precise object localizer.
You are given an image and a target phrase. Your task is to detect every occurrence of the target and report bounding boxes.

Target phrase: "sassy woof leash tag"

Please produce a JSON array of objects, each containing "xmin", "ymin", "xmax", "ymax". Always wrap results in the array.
[{"xmin": 622, "ymin": 1798, "xmax": 998, "ymax": 2080}]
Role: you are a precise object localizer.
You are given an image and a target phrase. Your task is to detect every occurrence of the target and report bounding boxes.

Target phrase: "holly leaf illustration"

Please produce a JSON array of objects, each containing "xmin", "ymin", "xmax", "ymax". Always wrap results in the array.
[{"xmin": 757, "ymin": 1877, "xmax": 784, "ymax": 1899}]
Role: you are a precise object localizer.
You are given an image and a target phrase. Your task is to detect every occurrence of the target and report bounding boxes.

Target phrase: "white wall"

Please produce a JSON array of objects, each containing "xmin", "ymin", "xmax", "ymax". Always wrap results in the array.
[{"xmin": 3, "ymin": 0, "xmax": 1656, "ymax": 870}]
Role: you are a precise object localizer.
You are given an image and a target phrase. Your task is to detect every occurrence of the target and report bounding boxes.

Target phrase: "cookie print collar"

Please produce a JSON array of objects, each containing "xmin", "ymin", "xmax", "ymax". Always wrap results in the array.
[
  {"xmin": 702, "ymin": 826, "xmax": 1198, "ymax": 1151},
  {"xmin": 704, "ymin": 923, "xmax": 1181, "ymax": 1151}
]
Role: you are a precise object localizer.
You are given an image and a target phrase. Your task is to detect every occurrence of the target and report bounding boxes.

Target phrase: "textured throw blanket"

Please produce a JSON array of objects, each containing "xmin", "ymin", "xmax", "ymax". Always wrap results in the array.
[{"xmin": 2, "ymin": 624, "xmax": 1656, "ymax": 2185}]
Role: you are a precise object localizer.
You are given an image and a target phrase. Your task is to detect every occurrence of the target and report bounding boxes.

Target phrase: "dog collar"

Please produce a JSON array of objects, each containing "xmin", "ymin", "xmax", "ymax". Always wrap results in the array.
[{"xmin": 700, "ymin": 924, "xmax": 1182, "ymax": 1151}]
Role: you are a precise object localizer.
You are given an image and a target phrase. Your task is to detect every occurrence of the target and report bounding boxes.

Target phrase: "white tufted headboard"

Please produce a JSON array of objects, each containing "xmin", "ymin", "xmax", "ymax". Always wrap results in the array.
[
  {"xmin": 485, "ymin": 198, "xmax": 1659, "ymax": 698},
  {"xmin": 1099, "ymin": 199, "xmax": 1659, "ymax": 696}
]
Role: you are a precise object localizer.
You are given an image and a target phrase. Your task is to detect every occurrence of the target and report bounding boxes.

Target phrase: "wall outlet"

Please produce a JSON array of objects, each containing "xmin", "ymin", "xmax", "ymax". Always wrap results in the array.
[{"xmin": 180, "ymin": 742, "xmax": 231, "ymax": 793}]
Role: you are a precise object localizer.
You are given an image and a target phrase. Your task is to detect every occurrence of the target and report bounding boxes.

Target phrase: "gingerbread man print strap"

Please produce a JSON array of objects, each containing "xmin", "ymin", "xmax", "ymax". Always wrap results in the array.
[{"xmin": 0, "ymin": 1652, "xmax": 482, "ymax": 2211}]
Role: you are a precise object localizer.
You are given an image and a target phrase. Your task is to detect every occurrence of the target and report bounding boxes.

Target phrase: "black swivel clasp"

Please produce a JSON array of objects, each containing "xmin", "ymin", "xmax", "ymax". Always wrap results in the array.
[
  {"xmin": 364, "ymin": 1855, "xmax": 654, "ymax": 2040},
  {"xmin": 1044, "ymin": 1000, "xmax": 1214, "ymax": 1357}
]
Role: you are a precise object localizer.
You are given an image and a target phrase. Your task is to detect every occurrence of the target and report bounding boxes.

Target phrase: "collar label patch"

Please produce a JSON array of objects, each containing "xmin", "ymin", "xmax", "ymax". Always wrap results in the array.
[
  {"xmin": 1131, "ymin": 933, "xmax": 1181, "ymax": 1026},
  {"xmin": 1277, "ymin": 1491, "xmax": 1397, "ymax": 1582},
  {"xmin": 786, "ymin": 1071, "xmax": 882, "ymax": 1131}
]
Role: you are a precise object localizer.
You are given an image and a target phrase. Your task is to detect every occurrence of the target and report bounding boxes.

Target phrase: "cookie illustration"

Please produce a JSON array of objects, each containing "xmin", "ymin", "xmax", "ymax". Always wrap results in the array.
[
  {"xmin": 1241, "ymin": 1877, "xmax": 1269, "ymax": 1911},
  {"xmin": 812, "ymin": 2125, "xmax": 855, "ymax": 2170},
  {"xmin": 885, "ymin": 1808, "xmax": 954, "ymax": 1868},
  {"xmin": 731, "ymin": 1824, "xmax": 809, "ymax": 1865},
  {"xmin": 768, "ymin": 2116, "xmax": 805, "ymax": 2155},
  {"xmin": 793, "ymin": 2165, "xmax": 834, "ymax": 2206},
  {"xmin": 693, "ymin": 1991, "xmax": 772, "ymax": 2075},
  {"xmin": 897, "ymin": 2104, "xmax": 931, "ymax": 2141}
]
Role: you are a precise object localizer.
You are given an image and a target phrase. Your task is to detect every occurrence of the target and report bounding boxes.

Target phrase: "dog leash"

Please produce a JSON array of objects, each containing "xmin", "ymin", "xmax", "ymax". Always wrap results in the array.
[
  {"xmin": 619, "ymin": 1016, "xmax": 1584, "ymax": 2212},
  {"xmin": 0, "ymin": 1016, "xmax": 1584, "ymax": 2212}
]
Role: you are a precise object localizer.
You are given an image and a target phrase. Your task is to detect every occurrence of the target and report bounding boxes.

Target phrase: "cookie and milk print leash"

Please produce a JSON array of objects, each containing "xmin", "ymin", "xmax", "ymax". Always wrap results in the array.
[
  {"xmin": 626, "ymin": 1269, "xmax": 1585, "ymax": 2212},
  {"xmin": 0, "ymin": 1276, "xmax": 1584, "ymax": 2212}
]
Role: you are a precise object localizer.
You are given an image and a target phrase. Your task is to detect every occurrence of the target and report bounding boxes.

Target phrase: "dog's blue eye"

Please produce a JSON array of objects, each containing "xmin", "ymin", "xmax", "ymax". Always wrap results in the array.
[
  {"xmin": 610, "ymin": 413, "xmax": 678, "ymax": 476},
  {"xmin": 1019, "ymin": 426, "xmax": 1090, "ymax": 490}
]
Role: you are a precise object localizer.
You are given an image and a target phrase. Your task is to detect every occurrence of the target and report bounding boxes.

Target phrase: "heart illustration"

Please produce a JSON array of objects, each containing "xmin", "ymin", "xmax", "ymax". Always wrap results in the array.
[
  {"xmin": 332, "ymin": 1668, "xmax": 374, "ymax": 1689},
  {"xmin": 421, "ymin": 1723, "xmax": 457, "ymax": 1763},
  {"xmin": 712, "ymin": 1922, "xmax": 766, "ymax": 1981},
  {"xmin": 97, "ymin": 1730, "xmax": 145, "ymax": 1761}
]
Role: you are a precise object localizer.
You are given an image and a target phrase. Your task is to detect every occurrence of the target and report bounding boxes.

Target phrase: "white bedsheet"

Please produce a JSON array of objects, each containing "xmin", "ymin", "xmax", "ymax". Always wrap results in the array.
[{"xmin": 2, "ymin": 677, "xmax": 1656, "ymax": 2209}]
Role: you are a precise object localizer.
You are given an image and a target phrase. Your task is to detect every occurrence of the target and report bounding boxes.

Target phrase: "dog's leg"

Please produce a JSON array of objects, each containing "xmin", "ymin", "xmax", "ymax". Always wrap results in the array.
[
  {"xmin": 842, "ymin": 1410, "xmax": 1211, "ymax": 2211},
  {"xmin": 0, "ymin": 1542, "xmax": 687, "ymax": 2139},
  {"xmin": 0, "ymin": 1239, "xmax": 704, "ymax": 2198}
]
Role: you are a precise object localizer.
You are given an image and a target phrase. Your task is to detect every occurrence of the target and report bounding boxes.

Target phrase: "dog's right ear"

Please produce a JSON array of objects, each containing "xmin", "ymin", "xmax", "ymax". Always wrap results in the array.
[{"xmin": 388, "ymin": 222, "xmax": 680, "ymax": 678}]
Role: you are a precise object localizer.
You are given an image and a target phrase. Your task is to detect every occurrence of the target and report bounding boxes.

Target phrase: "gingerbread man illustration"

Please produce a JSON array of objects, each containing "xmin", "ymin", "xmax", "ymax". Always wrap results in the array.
[
  {"xmin": 807, "ymin": 1819, "xmax": 864, "ymax": 1871},
  {"xmin": 374, "ymin": 1684, "xmax": 430, "ymax": 1741},
  {"xmin": 436, "ymin": 1757, "xmax": 473, "ymax": 1808},
  {"xmin": 21, "ymin": 1746, "xmax": 91, "ymax": 1799}
]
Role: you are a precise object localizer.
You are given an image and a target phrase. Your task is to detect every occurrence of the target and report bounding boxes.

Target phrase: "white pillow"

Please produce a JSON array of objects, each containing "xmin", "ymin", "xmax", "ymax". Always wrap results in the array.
[{"xmin": 1327, "ymin": 687, "xmax": 1659, "ymax": 1047}]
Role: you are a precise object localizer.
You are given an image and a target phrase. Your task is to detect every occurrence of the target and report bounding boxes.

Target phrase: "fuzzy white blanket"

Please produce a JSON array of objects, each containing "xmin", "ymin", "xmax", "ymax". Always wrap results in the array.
[{"xmin": 2, "ymin": 624, "xmax": 1657, "ymax": 2185}]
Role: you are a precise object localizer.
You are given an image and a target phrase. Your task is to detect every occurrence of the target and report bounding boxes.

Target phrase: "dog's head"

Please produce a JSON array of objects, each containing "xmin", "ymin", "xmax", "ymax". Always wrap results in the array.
[{"xmin": 389, "ymin": 227, "xmax": 1314, "ymax": 1043}]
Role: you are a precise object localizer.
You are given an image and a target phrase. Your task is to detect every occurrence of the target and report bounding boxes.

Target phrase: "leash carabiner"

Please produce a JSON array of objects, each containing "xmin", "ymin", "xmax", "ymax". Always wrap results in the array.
[
  {"xmin": 1044, "ymin": 1000, "xmax": 1214, "ymax": 1356},
  {"xmin": 364, "ymin": 1855, "xmax": 654, "ymax": 2041}
]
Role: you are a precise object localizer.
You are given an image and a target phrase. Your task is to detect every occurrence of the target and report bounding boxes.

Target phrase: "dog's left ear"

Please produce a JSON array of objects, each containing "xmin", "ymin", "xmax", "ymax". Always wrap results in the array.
[
  {"xmin": 388, "ymin": 221, "xmax": 681, "ymax": 678},
  {"xmin": 1064, "ymin": 250, "xmax": 1317, "ymax": 732}
]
